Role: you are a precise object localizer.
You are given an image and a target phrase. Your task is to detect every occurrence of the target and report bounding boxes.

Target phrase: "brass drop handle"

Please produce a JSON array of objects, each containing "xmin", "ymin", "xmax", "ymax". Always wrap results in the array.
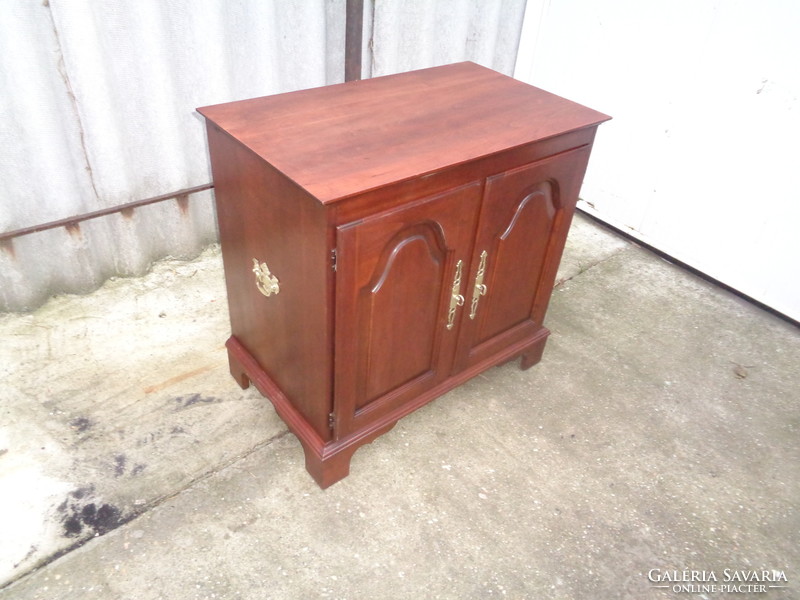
[
  {"xmin": 469, "ymin": 250, "xmax": 488, "ymax": 319},
  {"xmin": 252, "ymin": 258, "xmax": 280, "ymax": 297},
  {"xmin": 446, "ymin": 259, "xmax": 464, "ymax": 330}
]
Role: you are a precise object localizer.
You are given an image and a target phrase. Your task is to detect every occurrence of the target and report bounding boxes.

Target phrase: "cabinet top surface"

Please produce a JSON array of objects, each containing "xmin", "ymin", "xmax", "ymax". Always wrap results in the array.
[{"xmin": 198, "ymin": 62, "xmax": 610, "ymax": 203}]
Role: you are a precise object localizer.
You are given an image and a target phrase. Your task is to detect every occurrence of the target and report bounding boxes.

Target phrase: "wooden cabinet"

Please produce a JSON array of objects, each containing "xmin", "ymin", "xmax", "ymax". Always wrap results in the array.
[{"xmin": 198, "ymin": 62, "xmax": 609, "ymax": 488}]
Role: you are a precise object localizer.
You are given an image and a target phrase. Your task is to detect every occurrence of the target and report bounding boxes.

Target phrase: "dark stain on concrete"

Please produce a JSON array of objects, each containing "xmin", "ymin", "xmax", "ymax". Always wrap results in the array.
[
  {"xmin": 66, "ymin": 485, "xmax": 94, "ymax": 503},
  {"xmin": 114, "ymin": 454, "xmax": 127, "ymax": 477},
  {"xmin": 81, "ymin": 503, "xmax": 122, "ymax": 533},
  {"xmin": 136, "ymin": 431, "xmax": 158, "ymax": 447},
  {"xmin": 172, "ymin": 393, "xmax": 221, "ymax": 410},
  {"xmin": 69, "ymin": 417, "xmax": 93, "ymax": 432},
  {"xmin": 58, "ymin": 487, "xmax": 126, "ymax": 538},
  {"xmin": 62, "ymin": 514, "xmax": 83, "ymax": 536}
]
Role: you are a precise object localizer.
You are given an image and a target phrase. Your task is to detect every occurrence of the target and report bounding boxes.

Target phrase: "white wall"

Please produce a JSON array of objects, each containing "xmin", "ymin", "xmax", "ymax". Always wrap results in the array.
[{"xmin": 516, "ymin": 0, "xmax": 800, "ymax": 320}]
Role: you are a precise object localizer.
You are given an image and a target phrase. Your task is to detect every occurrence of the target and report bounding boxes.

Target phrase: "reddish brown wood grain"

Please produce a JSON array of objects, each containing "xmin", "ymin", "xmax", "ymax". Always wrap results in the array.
[
  {"xmin": 206, "ymin": 124, "xmax": 334, "ymax": 441},
  {"xmin": 199, "ymin": 62, "xmax": 610, "ymax": 487},
  {"xmin": 454, "ymin": 146, "xmax": 592, "ymax": 373},
  {"xmin": 198, "ymin": 62, "xmax": 609, "ymax": 204},
  {"xmin": 333, "ymin": 183, "xmax": 481, "ymax": 436}
]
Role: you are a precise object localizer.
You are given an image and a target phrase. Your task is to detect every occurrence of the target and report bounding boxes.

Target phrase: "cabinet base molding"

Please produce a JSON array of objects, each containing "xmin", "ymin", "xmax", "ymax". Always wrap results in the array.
[{"xmin": 227, "ymin": 328, "xmax": 549, "ymax": 488}]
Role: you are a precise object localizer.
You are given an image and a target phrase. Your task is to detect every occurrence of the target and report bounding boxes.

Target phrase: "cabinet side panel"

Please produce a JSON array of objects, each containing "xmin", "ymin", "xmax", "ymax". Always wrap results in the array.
[{"xmin": 206, "ymin": 124, "xmax": 332, "ymax": 441}]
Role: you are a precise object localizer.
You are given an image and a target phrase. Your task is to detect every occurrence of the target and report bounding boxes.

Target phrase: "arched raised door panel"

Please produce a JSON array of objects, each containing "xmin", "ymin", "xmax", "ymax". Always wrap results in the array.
[
  {"xmin": 333, "ymin": 180, "xmax": 483, "ymax": 437},
  {"xmin": 475, "ymin": 179, "xmax": 560, "ymax": 345},
  {"xmin": 356, "ymin": 222, "xmax": 448, "ymax": 410},
  {"xmin": 453, "ymin": 146, "xmax": 593, "ymax": 375}
]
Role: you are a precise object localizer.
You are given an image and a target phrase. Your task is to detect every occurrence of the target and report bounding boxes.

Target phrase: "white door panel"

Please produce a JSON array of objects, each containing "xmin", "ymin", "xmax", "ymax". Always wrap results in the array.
[{"xmin": 515, "ymin": 0, "xmax": 800, "ymax": 320}]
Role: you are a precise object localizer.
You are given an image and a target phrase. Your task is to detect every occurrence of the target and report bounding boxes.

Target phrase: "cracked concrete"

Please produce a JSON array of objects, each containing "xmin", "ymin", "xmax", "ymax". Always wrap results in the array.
[
  {"xmin": 0, "ymin": 245, "xmax": 284, "ymax": 583},
  {"xmin": 0, "ymin": 213, "xmax": 797, "ymax": 599}
]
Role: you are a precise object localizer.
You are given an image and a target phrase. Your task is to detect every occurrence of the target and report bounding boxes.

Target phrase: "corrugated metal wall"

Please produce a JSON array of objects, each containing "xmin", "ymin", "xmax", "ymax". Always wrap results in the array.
[
  {"xmin": 363, "ymin": 0, "xmax": 525, "ymax": 77},
  {"xmin": 0, "ymin": 0, "xmax": 345, "ymax": 311},
  {"xmin": 0, "ymin": 0, "xmax": 526, "ymax": 312}
]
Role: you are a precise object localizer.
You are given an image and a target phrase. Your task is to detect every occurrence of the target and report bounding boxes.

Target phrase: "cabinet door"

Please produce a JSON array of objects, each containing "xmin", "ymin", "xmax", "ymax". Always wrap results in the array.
[
  {"xmin": 333, "ymin": 183, "xmax": 481, "ymax": 437},
  {"xmin": 454, "ymin": 146, "xmax": 592, "ymax": 372}
]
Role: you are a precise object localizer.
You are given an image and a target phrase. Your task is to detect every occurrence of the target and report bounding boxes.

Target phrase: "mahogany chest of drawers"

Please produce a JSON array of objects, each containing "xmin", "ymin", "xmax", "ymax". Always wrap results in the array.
[{"xmin": 198, "ymin": 62, "xmax": 609, "ymax": 487}]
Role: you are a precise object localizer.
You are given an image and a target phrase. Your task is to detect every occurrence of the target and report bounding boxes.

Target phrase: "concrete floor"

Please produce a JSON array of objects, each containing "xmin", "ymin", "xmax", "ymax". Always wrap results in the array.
[{"xmin": 0, "ymin": 213, "xmax": 797, "ymax": 599}]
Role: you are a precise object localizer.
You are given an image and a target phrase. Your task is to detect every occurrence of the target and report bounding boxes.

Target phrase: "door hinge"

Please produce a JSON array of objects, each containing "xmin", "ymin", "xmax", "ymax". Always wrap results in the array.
[
  {"xmin": 331, "ymin": 248, "xmax": 337, "ymax": 271},
  {"xmin": 328, "ymin": 412, "xmax": 335, "ymax": 430}
]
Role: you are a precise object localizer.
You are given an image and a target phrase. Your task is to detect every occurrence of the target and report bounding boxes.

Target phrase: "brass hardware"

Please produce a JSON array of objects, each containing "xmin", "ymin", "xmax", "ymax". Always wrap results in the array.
[
  {"xmin": 252, "ymin": 258, "xmax": 280, "ymax": 297},
  {"xmin": 446, "ymin": 259, "xmax": 465, "ymax": 330},
  {"xmin": 469, "ymin": 250, "xmax": 488, "ymax": 319}
]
